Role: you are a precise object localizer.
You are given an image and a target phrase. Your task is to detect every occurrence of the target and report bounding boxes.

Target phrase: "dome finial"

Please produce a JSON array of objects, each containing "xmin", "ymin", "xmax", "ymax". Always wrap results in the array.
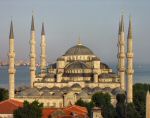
[{"xmin": 77, "ymin": 36, "xmax": 82, "ymax": 45}]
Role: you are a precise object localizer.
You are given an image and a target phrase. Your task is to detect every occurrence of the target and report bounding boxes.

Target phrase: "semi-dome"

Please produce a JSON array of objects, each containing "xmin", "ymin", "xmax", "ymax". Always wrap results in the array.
[
  {"xmin": 64, "ymin": 44, "xmax": 94, "ymax": 55},
  {"xmin": 65, "ymin": 61, "xmax": 88, "ymax": 70}
]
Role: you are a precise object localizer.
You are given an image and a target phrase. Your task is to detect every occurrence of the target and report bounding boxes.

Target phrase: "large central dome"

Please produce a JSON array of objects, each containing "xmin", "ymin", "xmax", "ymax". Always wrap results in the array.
[{"xmin": 64, "ymin": 44, "xmax": 94, "ymax": 56}]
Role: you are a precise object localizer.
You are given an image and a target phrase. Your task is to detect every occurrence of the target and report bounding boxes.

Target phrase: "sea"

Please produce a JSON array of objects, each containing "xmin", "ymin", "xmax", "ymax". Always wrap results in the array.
[{"xmin": 0, "ymin": 64, "xmax": 150, "ymax": 89}]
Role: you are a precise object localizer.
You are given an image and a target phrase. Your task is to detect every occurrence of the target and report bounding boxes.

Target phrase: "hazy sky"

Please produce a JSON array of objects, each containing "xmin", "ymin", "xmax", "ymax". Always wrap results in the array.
[{"xmin": 0, "ymin": 0, "xmax": 150, "ymax": 64}]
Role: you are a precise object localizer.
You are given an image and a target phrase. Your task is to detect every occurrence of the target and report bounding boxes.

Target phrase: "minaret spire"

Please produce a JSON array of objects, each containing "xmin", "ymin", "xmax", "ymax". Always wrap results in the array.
[
  {"xmin": 40, "ymin": 23, "xmax": 47, "ymax": 77},
  {"xmin": 118, "ymin": 14, "xmax": 126, "ymax": 90},
  {"xmin": 41, "ymin": 22, "xmax": 45, "ymax": 35},
  {"xmin": 127, "ymin": 17, "xmax": 132, "ymax": 40},
  {"xmin": 9, "ymin": 21, "xmax": 14, "ymax": 39},
  {"xmin": 8, "ymin": 20, "xmax": 16, "ymax": 98},
  {"xmin": 120, "ymin": 15, "xmax": 124, "ymax": 32},
  {"xmin": 127, "ymin": 16, "xmax": 134, "ymax": 103},
  {"xmin": 30, "ymin": 15, "xmax": 36, "ymax": 88},
  {"xmin": 31, "ymin": 15, "xmax": 35, "ymax": 31}
]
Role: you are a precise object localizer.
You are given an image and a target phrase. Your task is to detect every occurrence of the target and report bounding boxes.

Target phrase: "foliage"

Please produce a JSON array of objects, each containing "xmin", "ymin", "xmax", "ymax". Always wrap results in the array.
[
  {"xmin": 75, "ymin": 98, "xmax": 94, "ymax": 117},
  {"xmin": 92, "ymin": 92, "xmax": 116, "ymax": 118},
  {"xmin": 116, "ymin": 94, "xmax": 126, "ymax": 118},
  {"xmin": 92, "ymin": 92, "xmax": 111, "ymax": 107},
  {"xmin": 0, "ymin": 88, "xmax": 8, "ymax": 101},
  {"xmin": 133, "ymin": 83, "xmax": 150, "ymax": 118},
  {"xmin": 126, "ymin": 103, "xmax": 140, "ymax": 118},
  {"xmin": 13, "ymin": 100, "xmax": 43, "ymax": 118}
]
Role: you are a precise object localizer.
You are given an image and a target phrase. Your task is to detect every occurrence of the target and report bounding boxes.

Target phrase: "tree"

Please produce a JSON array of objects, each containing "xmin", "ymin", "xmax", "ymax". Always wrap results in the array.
[
  {"xmin": 92, "ymin": 92, "xmax": 116, "ymax": 118},
  {"xmin": 75, "ymin": 98, "xmax": 94, "ymax": 117},
  {"xmin": 0, "ymin": 88, "xmax": 8, "ymax": 101},
  {"xmin": 133, "ymin": 83, "xmax": 150, "ymax": 118},
  {"xmin": 116, "ymin": 94, "xmax": 126, "ymax": 118},
  {"xmin": 126, "ymin": 103, "xmax": 140, "ymax": 118},
  {"xmin": 13, "ymin": 100, "xmax": 43, "ymax": 118}
]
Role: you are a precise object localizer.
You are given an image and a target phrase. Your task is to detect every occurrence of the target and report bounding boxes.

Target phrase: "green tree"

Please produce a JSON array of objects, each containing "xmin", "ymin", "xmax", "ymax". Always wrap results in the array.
[
  {"xmin": 116, "ymin": 94, "xmax": 126, "ymax": 118},
  {"xmin": 75, "ymin": 98, "xmax": 94, "ymax": 117},
  {"xmin": 92, "ymin": 92, "xmax": 116, "ymax": 118},
  {"xmin": 133, "ymin": 83, "xmax": 150, "ymax": 118},
  {"xmin": 13, "ymin": 100, "xmax": 43, "ymax": 118},
  {"xmin": 0, "ymin": 88, "xmax": 8, "ymax": 101},
  {"xmin": 126, "ymin": 103, "xmax": 140, "ymax": 118}
]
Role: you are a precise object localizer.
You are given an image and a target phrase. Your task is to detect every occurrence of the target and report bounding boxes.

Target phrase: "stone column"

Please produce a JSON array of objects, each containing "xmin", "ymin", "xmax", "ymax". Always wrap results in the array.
[
  {"xmin": 30, "ymin": 15, "xmax": 36, "ymax": 88},
  {"xmin": 127, "ymin": 17, "xmax": 134, "ymax": 103},
  {"xmin": 118, "ymin": 15, "xmax": 126, "ymax": 90},
  {"xmin": 8, "ymin": 21, "xmax": 16, "ymax": 99},
  {"xmin": 40, "ymin": 23, "xmax": 46, "ymax": 77}
]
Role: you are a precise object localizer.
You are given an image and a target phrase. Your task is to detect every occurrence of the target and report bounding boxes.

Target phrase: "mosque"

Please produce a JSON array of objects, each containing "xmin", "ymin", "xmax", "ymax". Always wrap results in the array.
[{"xmin": 8, "ymin": 15, "xmax": 134, "ymax": 108}]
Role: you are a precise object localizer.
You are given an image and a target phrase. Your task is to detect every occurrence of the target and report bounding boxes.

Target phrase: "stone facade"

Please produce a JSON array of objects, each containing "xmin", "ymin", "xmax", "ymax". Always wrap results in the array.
[{"xmin": 92, "ymin": 107, "xmax": 103, "ymax": 118}]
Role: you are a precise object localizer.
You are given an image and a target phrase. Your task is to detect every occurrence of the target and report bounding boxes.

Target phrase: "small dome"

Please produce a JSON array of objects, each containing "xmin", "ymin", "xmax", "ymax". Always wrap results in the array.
[
  {"xmin": 53, "ymin": 91, "xmax": 63, "ymax": 97},
  {"xmin": 78, "ymin": 91, "xmax": 89, "ymax": 98},
  {"xmin": 41, "ymin": 91, "xmax": 51, "ymax": 96},
  {"xmin": 18, "ymin": 88, "xmax": 40, "ymax": 96},
  {"xmin": 50, "ymin": 86, "xmax": 60, "ymax": 92},
  {"xmin": 112, "ymin": 87, "xmax": 125, "ymax": 95},
  {"xmin": 93, "ymin": 87, "xmax": 102, "ymax": 93},
  {"xmin": 40, "ymin": 87, "xmax": 50, "ymax": 91},
  {"xmin": 61, "ymin": 87, "xmax": 71, "ymax": 93},
  {"xmin": 103, "ymin": 87, "xmax": 112, "ymax": 92},
  {"xmin": 65, "ymin": 61, "xmax": 88, "ymax": 70},
  {"xmin": 64, "ymin": 44, "xmax": 94, "ymax": 55},
  {"xmin": 71, "ymin": 83, "xmax": 81, "ymax": 88},
  {"xmin": 100, "ymin": 63, "xmax": 110, "ymax": 69}
]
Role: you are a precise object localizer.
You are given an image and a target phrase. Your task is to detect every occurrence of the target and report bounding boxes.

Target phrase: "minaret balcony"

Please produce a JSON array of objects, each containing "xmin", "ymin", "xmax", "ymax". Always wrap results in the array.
[
  {"xmin": 30, "ymin": 54, "xmax": 36, "ymax": 58},
  {"xmin": 30, "ymin": 67, "xmax": 36, "ymax": 71},
  {"xmin": 8, "ymin": 69, "xmax": 16, "ymax": 74},
  {"xmin": 8, "ymin": 53, "xmax": 15, "ymax": 58},
  {"xmin": 119, "ymin": 41, "xmax": 125, "ymax": 45},
  {"xmin": 127, "ymin": 53, "xmax": 134, "ymax": 58},
  {"xmin": 127, "ymin": 69, "xmax": 134, "ymax": 74},
  {"xmin": 119, "ymin": 53, "xmax": 125, "ymax": 58},
  {"xmin": 119, "ymin": 68, "xmax": 125, "ymax": 72}
]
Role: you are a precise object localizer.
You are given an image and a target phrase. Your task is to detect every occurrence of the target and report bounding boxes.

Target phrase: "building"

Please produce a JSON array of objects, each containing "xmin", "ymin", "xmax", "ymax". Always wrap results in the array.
[
  {"xmin": 92, "ymin": 107, "xmax": 103, "ymax": 118},
  {"xmin": 0, "ymin": 99, "xmax": 23, "ymax": 118},
  {"xmin": 0, "ymin": 99, "xmax": 88, "ymax": 118},
  {"xmin": 8, "ymin": 15, "xmax": 134, "ymax": 108}
]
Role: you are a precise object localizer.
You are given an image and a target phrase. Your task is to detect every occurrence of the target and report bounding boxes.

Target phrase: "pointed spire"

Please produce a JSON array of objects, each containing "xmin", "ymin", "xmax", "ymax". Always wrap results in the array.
[
  {"xmin": 128, "ymin": 16, "xmax": 133, "ymax": 39},
  {"xmin": 9, "ymin": 20, "xmax": 14, "ymax": 39},
  {"xmin": 31, "ymin": 15, "xmax": 35, "ymax": 31},
  {"xmin": 118, "ymin": 21, "xmax": 121, "ymax": 35},
  {"xmin": 120, "ymin": 15, "xmax": 124, "ymax": 32},
  {"xmin": 41, "ymin": 23, "xmax": 45, "ymax": 35},
  {"xmin": 77, "ymin": 36, "xmax": 82, "ymax": 45}
]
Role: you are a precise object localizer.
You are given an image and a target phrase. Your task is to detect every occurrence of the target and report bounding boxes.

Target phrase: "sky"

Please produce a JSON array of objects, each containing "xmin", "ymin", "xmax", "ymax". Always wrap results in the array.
[{"xmin": 0, "ymin": 0, "xmax": 150, "ymax": 64}]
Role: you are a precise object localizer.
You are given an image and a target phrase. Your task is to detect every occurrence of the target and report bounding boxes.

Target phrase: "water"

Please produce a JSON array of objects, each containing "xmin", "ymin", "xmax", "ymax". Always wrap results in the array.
[{"xmin": 0, "ymin": 64, "xmax": 150, "ymax": 89}]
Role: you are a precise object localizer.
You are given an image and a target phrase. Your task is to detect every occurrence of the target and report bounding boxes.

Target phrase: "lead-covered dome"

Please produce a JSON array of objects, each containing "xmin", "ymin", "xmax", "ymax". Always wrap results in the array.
[
  {"xmin": 64, "ymin": 44, "xmax": 94, "ymax": 55},
  {"xmin": 65, "ymin": 61, "xmax": 88, "ymax": 70}
]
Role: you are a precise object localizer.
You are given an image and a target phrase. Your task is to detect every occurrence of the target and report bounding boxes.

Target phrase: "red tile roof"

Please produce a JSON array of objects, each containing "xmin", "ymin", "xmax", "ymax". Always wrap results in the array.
[
  {"xmin": 42, "ymin": 105, "xmax": 88, "ymax": 118},
  {"xmin": 0, "ymin": 100, "xmax": 88, "ymax": 118},
  {"xmin": 0, "ymin": 99, "xmax": 23, "ymax": 114}
]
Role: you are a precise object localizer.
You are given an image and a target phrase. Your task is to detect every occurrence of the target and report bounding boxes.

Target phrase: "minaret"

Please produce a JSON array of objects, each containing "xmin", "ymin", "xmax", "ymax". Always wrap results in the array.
[
  {"xmin": 118, "ymin": 15, "xmax": 126, "ymax": 90},
  {"xmin": 146, "ymin": 91, "xmax": 150, "ymax": 118},
  {"xmin": 8, "ymin": 21, "xmax": 16, "ymax": 99},
  {"xmin": 30, "ymin": 15, "xmax": 36, "ymax": 88},
  {"xmin": 40, "ymin": 23, "xmax": 46, "ymax": 77},
  {"xmin": 117, "ymin": 21, "xmax": 121, "ymax": 75},
  {"xmin": 127, "ymin": 17, "xmax": 134, "ymax": 103}
]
